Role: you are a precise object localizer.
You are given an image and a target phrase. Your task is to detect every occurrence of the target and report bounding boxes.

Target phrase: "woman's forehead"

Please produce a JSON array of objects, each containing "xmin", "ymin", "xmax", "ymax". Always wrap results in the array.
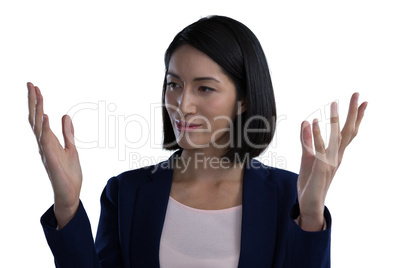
[{"xmin": 167, "ymin": 45, "xmax": 226, "ymax": 81}]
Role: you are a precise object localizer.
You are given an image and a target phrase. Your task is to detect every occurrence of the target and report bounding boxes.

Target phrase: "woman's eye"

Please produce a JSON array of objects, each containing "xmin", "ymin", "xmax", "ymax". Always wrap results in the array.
[
  {"xmin": 199, "ymin": 86, "xmax": 215, "ymax": 92},
  {"xmin": 167, "ymin": 82, "xmax": 180, "ymax": 89}
]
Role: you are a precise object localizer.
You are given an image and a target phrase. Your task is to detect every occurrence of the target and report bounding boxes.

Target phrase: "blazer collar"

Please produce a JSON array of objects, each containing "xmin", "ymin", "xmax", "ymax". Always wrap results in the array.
[{"xmin": 130, "ymin": 151, "xmax": 278, "ymax": 267}]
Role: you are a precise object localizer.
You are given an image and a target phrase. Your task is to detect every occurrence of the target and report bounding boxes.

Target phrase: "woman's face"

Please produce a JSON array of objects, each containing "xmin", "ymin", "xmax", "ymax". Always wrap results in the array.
[{"xmin": 165, "ymin": 45, "xmax": 245, "ymax": 151}]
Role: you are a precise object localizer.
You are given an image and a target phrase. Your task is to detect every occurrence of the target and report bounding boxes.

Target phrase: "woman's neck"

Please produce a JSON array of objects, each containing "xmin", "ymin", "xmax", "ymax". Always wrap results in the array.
[{"xmin": 173, "ymin": 148, "xmax": 245, "ymax": 184}]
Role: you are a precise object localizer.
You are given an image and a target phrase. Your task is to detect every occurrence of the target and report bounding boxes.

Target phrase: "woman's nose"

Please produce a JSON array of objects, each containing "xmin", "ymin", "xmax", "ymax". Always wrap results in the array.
[{"xmin": 177, "ymin": 87, "xmax": 196, "ymax": 115}]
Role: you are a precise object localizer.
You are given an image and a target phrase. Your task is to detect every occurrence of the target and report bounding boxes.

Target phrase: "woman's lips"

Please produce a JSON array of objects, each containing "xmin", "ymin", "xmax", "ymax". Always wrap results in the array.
[{"xmin": 175, "ymin": 121, "xmax": 202, "ymax": 132}]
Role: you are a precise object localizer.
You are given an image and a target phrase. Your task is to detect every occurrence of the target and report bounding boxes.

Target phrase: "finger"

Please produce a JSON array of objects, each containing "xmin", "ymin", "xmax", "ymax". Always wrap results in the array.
[
  {"xmin": 38, "ymin": 114, "xmax": 51, "ymax": 174},
  {"xmin": 350, "ymin": 101, "xmax": 368, "ymax": 142},
  {"xmin": 300, "ymin": 120, "xmax": 314, "ymax": 156},
  {"xmin": 39, "ymin": 114, "xmax": 50, "ymax": 147},
  {"xmin": 299, "ymin": 121, "xmax": 314, "ymax": 189},
  {"xmin": 39, "ymin": 114, "xmax": 63, "ymax": 156},
  {"xmin": 340, "ymin": 93, "xmax": 359, "ymax": 153},
  {"xmin": 62, "ymin": 115, "xmax": 76, "ymax": 150},
  {"xmin": 39, "ymin": 114, "xmax": 58, "ymax": 179},
  {"xmin": 33, "ymin": 86, "xmax": 44, "ymax": 141},
  {"xmin": 312, "ymin": 118, "xmax": 326, "ymax": 155},
  {"xmin": 27, "ymin": 82, "xmax": 37, "ymax": 127},
  {"xmin": 327, "ymin": 102, "xmax": 341, "ymax": 165}
]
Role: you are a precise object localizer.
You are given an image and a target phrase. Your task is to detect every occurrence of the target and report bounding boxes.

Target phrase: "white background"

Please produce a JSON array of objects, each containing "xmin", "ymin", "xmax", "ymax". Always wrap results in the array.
[{"xmin": 1, "ymin": 0, "xmax": 401, "ymax": 267}]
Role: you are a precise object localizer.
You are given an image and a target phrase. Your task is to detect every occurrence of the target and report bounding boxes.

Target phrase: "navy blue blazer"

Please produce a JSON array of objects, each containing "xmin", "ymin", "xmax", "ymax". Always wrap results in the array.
[{"xmin": 41, "ymin": 150, "xmax": 331, "ymax": 267}]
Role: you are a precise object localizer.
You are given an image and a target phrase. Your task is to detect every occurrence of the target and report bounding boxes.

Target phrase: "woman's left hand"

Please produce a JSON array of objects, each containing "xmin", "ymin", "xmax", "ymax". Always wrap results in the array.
[{"xmin": 297, "ymin": 93, "xmax": 368, "ymax": 231}]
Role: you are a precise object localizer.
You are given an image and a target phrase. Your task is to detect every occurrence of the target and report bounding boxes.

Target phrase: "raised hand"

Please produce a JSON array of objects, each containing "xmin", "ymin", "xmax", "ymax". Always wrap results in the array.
[
  {"xmin": 27, "ymin": 82, "xmax": 83, "ymax": 229},
  {"xmin": 297, "ymin": 93, "xmax": 368, "ymax": 231}
]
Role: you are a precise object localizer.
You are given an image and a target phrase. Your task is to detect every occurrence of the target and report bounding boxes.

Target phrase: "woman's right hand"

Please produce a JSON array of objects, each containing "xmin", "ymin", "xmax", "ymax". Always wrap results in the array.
[{"xmin": 28, "ymin": 82, "xmax": 83, "ymax": 229}]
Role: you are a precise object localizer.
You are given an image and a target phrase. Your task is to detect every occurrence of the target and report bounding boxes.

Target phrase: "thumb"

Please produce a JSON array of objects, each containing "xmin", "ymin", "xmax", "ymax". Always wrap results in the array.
[{"xmin": 62, "ymin": 115, "xmax": 75, "ymax": 149}]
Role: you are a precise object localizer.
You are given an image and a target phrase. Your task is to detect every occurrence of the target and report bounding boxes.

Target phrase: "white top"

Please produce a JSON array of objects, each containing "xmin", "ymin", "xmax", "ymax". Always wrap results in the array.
[{"xmin": 159, "ymin": 196, "xmax": 243, "ymax": 268}]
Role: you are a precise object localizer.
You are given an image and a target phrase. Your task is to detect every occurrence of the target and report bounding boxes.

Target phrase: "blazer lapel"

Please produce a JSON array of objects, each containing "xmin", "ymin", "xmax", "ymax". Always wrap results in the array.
[
  {"xmin": 238, "ymin": 159, "xmax": 278, "ymax": 267},
  {"xmin": 129, "ymin": 151, "xmax": 178, "ymax": 267}
]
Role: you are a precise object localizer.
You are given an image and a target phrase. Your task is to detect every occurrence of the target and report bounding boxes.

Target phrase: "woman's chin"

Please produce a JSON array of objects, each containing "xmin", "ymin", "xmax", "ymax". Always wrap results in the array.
[{"xmin": 176, "ymin": 141, "xmax": 209, "ymax": 150}]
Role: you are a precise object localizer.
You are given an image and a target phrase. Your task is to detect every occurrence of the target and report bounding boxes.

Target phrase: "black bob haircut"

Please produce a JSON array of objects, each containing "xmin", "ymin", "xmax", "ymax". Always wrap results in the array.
[{"xmin": 161, "ymin": 15, "xmax": 276, "ymax": 164}]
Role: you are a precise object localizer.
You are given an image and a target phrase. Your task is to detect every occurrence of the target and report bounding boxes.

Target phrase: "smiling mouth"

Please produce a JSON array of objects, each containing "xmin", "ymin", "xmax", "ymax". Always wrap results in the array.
[{"xmin": 175, "ymin": 121, "xmax": 202, "ymax": 132}]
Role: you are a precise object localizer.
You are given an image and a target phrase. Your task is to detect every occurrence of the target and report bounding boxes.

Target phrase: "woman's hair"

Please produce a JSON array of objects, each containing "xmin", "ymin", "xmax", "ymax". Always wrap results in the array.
[{"xmin": 161, "ymin": 15, "xmax": 276, "ymax": 163}]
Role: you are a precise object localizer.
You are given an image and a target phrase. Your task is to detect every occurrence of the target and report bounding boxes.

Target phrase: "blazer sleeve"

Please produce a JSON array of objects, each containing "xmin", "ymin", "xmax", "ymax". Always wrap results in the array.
[
  {"xmin": 40, "ymin": 177, "xmax": 122, "ymax": 268},
  {"xmin": 285, "ymin": 204, "xmax": 332, "ymax": 268},
  {"xmin": 270, "ymin": 168, "xmax": 331, "ymax": 267}
]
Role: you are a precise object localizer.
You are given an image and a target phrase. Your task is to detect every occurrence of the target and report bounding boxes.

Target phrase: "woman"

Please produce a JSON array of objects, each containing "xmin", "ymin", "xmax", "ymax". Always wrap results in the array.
[{"xmin": 28, "ymin": 16, "xmax": 367, "ymax": 267}]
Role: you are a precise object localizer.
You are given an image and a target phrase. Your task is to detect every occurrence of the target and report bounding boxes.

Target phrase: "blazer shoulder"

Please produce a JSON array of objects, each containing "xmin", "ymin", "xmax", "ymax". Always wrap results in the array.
[
  {"xmin": 269, "ymin": 167, "xmax": 298, "ymax": 198},
  {"xmin": 103, "ymin": 152, "xmax": 178, "ymax": 201},
  {"xmin": 268, "ymin": 166, "xmax": 298, "ymax": 185},
  {"xmin": 251, "ymin": 159, "xmax": 298, "ymax": 194},
  {"xmin": 103, "ymin": 162, "xmax": 161, "ymax": 195}
]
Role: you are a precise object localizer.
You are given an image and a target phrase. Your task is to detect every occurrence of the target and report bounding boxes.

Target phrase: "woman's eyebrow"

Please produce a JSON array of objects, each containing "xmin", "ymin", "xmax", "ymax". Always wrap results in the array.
[
  {"xmin": 193, "ymin": 76, "xmax": 221, "ymax": 83},
  {"xmin": 167, "ymin": 72, "xmax": 221, "ymax": 83},
  {"xmin": 167, "ymin": 72, "xmax": 181, "ymax": 80}
]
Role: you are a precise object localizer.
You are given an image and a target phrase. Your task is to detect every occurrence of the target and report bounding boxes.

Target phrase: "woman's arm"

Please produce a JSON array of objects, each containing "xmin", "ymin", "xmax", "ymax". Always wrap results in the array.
[
  {"xmin": 29, "ymin": 82, "xmax": 121, "ymax": 266},
  {"xmin": 27, "ymin": 82, "xmax": 82, "ymax": 229}
]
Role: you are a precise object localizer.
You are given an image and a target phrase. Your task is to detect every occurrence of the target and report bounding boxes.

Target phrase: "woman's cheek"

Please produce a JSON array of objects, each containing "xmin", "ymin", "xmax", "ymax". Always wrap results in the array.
[{"xmin": 165, "ymin": 91, "xmax": 177, "ymax": 115}]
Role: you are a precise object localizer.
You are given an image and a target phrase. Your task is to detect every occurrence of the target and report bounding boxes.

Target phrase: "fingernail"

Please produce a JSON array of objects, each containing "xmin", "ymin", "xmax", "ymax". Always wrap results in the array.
[{"xmin": 356, "ymin": 93, "xmax": 360, "ymax": 103}]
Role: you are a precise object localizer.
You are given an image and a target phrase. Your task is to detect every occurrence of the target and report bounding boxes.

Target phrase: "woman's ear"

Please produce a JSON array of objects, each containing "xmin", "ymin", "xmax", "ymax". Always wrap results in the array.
[{"xmin": 237, "ymin": 97, "xmax": 247, "ymax": 115}]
